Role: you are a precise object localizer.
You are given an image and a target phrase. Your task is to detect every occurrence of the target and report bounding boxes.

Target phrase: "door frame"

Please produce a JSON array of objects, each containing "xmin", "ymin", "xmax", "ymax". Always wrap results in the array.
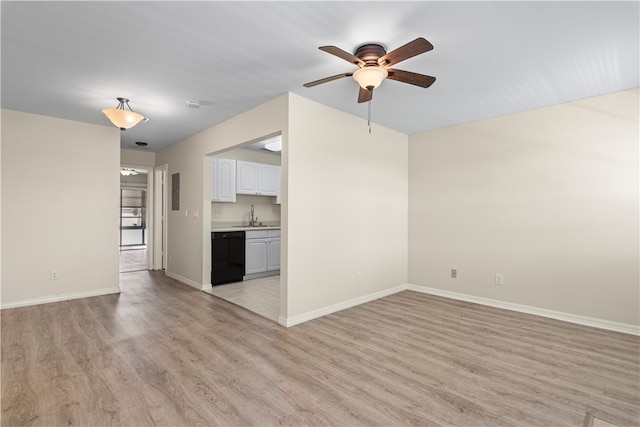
[{"xmin": 153, "ymin": 164, "xmax": 168, "ymax": 270}]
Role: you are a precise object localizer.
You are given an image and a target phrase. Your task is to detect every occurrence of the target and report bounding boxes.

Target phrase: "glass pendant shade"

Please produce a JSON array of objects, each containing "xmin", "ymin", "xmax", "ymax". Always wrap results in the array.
[
  {"xmin": 353, "ymin": 67, "xmax": 388, "ymax": 89},
  {"xmin": 102, "ymin": 98, "xmax": 144, "ymax": 131}
]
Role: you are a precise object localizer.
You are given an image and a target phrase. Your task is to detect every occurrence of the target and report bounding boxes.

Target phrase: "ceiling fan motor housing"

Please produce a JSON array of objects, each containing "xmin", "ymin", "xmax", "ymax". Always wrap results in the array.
[{"xmin": 354, "ymin": 43, "xmax": 387, "ymax": 65}]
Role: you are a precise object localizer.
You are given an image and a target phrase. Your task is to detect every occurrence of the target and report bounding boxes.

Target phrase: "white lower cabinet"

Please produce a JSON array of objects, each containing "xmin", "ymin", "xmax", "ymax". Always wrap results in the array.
[
  {"xmin": 245, "ymin": 237, "xmax": 268, "ymax": 274},
  {"xmin": 267, "ymin": 237, "xmax": 281, "ymax": 270},
  {"xmin": 245, "ymin": 229, "xmax": 281, "ymax": 278}
]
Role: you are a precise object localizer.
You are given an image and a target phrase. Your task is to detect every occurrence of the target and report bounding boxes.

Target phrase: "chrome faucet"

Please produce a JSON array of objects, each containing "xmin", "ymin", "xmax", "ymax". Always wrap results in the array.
[{"xmin": 250, "ymin": 204, "xmax": 255, "ymax": 227}]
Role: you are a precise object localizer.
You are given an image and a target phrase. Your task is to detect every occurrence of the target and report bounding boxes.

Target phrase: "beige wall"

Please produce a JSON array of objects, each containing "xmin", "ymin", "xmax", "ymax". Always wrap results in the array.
[
  {"xmin": 408, "ymin": 89, "xmax": 639, "ymax": 327},
  {"xmin": 212, "ymin": 194, "xmax": 281, "ymax": 225},
  {"xmin": 215, "ymin": 146, "xmax": 280, "ymax": 165},
  {"xmin": 121, "ymin": 148, "xmax": 156, "ymax": 168},
  {"xmin": 2, "ymin": 89, "xmax": 634, "ymax": 330},
  {"xmin": 1, "ymin": 109, "xmax": 120, "ymax": 307},
  {"xmin": 286, "ymin": 94, "xmax": 408, "ymax": 322}
]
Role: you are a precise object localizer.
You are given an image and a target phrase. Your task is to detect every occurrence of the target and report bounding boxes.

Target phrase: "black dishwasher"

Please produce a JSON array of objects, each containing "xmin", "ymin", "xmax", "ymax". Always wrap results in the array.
[{"xmin": 211, "ymin": 231, "xmax": 245, "ymax": 285}]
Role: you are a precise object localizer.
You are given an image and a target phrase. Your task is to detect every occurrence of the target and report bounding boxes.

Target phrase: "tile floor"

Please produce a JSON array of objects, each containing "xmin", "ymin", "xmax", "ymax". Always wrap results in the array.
[
  {"xmin": 585, "ymin": 413, "xmax": 622, "ymax": 427},
  {"xmin": 203, "ymin": 275, "xmax": 280, "ymax": 322}
]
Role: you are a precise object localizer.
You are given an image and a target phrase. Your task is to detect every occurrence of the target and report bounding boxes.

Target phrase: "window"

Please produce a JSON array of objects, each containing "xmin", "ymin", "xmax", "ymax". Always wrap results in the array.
[{"xmin": 120, "ymin": 189, "xmax": 146, "ymax": 247}]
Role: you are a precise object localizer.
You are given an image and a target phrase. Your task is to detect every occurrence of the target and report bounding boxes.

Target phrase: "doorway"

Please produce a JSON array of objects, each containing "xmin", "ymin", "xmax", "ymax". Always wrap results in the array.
[
  {"xmin": 119, "ymin": 169, "xmax": 148, "ymax": 273},
  {"xmin": 205, "ymin": 136, "xmax": 282, "ymax": 322}
]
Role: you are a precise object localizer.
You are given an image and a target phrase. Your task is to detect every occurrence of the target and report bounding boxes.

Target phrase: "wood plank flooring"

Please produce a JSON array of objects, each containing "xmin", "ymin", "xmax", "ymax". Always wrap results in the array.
[
  {"xmin": 119, "ymin": 248, "xmax": 148, "ymax": 273},
  {"xmin": 2, "ymin": 271, "xmax": 638, "ymax": 426}
]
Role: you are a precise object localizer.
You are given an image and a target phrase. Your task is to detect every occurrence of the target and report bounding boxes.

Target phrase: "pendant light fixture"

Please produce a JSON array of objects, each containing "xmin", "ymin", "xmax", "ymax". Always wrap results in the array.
[{"xmin": 102, "ymin": 97, "xmax": 144, "ymax": 131}]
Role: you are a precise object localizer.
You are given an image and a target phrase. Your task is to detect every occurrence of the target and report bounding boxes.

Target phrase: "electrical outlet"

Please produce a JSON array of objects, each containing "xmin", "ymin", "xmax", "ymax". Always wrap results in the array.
[
  {"xmin": 50, "ymin": 270, "xmax": 59, "ymax": 280},
  {"xmin": 495, "ymin": 273, "xmax": 504, "ymax": 285},
  {"xmin": 451, "ymin": 269, "xmax": 457, "ymax": 278},
  {"xmin": 356, "ymin": 272, "xmax": 362, "ymax": 283}
]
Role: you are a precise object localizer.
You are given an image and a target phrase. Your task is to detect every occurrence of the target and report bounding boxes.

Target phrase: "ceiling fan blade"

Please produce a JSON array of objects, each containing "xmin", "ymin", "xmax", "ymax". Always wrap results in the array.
[
  {"xmin": 378, "ymin": 37, "xmax": 433, "ymax": 67},
  {"xmin": 386, "ymin": 69, "xmax": 436, "ymax": 88},
  {"xmin": 319, "ymin": 46, "xmax": 365, "ymax": 66},
  {"xmin": 357, "ymin": 86, "xmax": 373, "ymax": 103},
  {"xmin": 303, "ymin": 72, "xmax": 353, "ymax": 88}
]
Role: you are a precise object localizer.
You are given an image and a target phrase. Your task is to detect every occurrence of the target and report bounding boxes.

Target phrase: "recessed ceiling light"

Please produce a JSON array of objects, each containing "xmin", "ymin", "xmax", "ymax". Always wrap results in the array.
[
  {"xmin": 186, "ymin": 100, "xmax": 200, "ymax": 109},
  {"xmin": 135, "ymin": 141, "xmax": 148, "ymax": 147}
]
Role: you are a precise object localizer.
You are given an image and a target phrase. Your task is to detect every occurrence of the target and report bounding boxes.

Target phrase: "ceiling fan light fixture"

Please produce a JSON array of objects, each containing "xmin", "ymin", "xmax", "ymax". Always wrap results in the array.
[
  {"xmin": 353, "ymin": 66, "xmax": 388, "ymax": 90},
  {"xmin": 102, "ymin": 97, "xmax": 144, "ymax": 131},
  {"xmin": 305, "ymin": 38, "xmax": 434, "ymax": 105},
  {"xmin": 120, "ymin": 167, "xmax": 139, "ymax": 176}
]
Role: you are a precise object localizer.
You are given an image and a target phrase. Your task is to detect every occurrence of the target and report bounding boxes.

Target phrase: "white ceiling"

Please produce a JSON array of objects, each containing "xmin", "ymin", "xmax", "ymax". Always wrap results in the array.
[{"xmin": 1, "ymin": 1, "xmax": 638, "ymax": 152}]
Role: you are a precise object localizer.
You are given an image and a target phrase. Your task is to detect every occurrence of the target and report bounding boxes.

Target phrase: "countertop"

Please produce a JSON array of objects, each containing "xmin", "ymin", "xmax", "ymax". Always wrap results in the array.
[{"xmin": 211, "ymin": 224, "xmax": 281, "ymax": 232}]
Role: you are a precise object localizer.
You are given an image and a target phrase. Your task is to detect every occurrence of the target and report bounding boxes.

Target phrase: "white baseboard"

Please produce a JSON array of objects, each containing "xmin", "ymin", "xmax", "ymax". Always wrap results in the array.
[
  {"xmin": 407, "ymin": 284, "xmax": 640, "ymax": 336},
  {"xmin": 281, "ymin": 285, "xmax": 407, "ymax": 327},
  {"xmin": 1, "ymin": 287, "xmax": 121, "ymax": 310},
  {"xmin": 165, "ymin": 271, "xmax": 208, "ymax": 291}
]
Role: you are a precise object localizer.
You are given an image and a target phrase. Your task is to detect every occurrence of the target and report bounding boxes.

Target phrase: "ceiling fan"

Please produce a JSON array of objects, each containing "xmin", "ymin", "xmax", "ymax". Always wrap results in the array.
[
  {"xmin": 120, "ymin": 168, "xmax": 139, "ymax": 176},
  {"xmin": 303, "ymin": 37, "xmax": 436, "ymax": 103}
]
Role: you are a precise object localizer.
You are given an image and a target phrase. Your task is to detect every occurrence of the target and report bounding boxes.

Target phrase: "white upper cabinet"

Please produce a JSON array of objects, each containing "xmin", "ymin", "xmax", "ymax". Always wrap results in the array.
[
  {"xmin": 211, "ymin": 157, "xmax": 236, "ymax": 203},
  {"xmin": 274, "ymin": 166, "xmax": 281, "ymax": 205},
  {"xmin": 236, "ymin": 161, "xmax": 278, "ymax": 196},
  {"xmin": 236, "ymin": 161, "xmax": 260, "ymax": 194},
  {"xmin": 257, "ymin": 164, "xmax": 278, "ymax": 195}
]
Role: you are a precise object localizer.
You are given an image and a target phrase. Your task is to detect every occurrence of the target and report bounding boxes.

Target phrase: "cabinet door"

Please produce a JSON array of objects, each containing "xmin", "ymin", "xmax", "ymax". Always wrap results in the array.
[
  {"xmin": 257, "ymin": 164, "xmax": 278, "ymax": 196},
  {"xmin": 267, "ymin": 238, "xmax": 281, "ymax": 271},
  {"xmin": 245, "ymin": 238, "xmax": 268, "ymax": 274},
  {"xmin": 274, "ymin": 166, "xmax": 281, "ymax": 205},
  {"xmin": 236, "ymin": 161, "xmax": 259, "ymax": 195},
  {"xmin": 212, "ymin": 158, "xmax": 236, "ymax": 202}
]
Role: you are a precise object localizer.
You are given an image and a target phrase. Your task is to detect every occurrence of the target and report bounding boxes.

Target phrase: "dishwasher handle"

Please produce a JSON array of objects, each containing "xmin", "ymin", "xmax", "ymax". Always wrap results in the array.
[{"xmin": 213, "ymin": 231, "xmax": 245, "ymax": 240}]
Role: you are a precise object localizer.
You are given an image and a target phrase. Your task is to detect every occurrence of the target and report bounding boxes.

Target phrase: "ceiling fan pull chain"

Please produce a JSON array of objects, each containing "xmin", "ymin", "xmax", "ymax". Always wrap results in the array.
[{"xmin": 368, "ymin": 100, "xmax": 372, "ymax": 134}]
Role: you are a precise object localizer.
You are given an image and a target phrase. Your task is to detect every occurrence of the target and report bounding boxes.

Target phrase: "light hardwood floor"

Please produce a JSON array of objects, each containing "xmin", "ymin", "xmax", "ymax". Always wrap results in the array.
[
  {"xmin": 119, "ymin": 248, "xmax": 148, "ymax": 273},
  {"xmin": 2, "ymin": 271, "xmax": 638, "ymax": 426}
]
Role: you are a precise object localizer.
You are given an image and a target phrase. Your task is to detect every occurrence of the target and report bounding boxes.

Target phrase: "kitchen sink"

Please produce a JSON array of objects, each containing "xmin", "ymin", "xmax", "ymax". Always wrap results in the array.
[{"xmin": 232, "ymin": 225, "xmax": 279, "ymax": 228}]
